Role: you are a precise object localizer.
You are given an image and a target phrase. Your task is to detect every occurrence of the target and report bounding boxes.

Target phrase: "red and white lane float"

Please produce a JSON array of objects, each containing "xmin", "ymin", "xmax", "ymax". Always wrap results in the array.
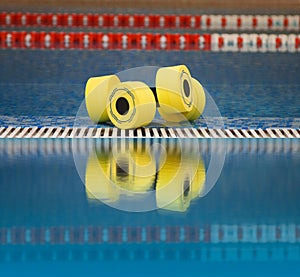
[
  {"xmin": 209, "ymin": 33, "xmax": 300, "ymax": 52},
  {"xmin": 0, "ymin": 31, "xmax": 299, "ymax": 52},
  {"xmin": 0, "ymin": 12, "xmax": 299, "ymax": 31}
]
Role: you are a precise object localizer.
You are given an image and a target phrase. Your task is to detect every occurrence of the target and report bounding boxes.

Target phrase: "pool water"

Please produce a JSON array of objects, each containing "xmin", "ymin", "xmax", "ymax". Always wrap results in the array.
[{"xmin": 0, "ymin": 139, "xmax": 299, "ymax": 276}]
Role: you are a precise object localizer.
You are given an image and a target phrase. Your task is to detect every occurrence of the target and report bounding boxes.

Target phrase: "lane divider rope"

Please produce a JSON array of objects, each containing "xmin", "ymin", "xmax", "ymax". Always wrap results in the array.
[
  {"xmin": 1, "ymin": 31, "xmax": 300, "ymax": 52},
  {"xmin": 1, "ymin": 12, "xmax": 299, "ymax": 31}
]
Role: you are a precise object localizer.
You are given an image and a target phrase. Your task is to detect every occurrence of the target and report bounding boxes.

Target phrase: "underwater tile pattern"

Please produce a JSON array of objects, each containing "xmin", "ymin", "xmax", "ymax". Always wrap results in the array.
[
  {"xmin": 0, "ymin": 51, "xmax": 300, "ymax": 119},
  {"xmin": 0, "ymin": 51, "xmax": 299, "ymax": 133},
  {"xmin": 0, "ymin": 115, "xmax": 299, "ymax": 129}
]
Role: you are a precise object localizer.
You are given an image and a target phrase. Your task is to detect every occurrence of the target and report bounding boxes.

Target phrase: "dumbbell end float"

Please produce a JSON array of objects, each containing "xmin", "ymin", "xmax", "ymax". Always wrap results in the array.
[
  {"xmin": 107, "ymin": 81, "xmax": 156, "ymax": 129},
  {"xmin": 85, "ymin": 75, "xmax": 120, "ymax": 123},
  {"xmin": 156, "ymin": 65, "xmax": 193, "ymax": 115},
  {"xmin": 157, "ymin": 77, "xmax": 206, "ymax": 122}
]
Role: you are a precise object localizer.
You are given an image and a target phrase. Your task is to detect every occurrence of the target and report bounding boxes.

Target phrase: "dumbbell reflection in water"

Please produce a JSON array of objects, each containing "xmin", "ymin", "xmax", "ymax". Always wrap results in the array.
[
  {"xmin": 85, "ymin": 141, "xmax": 206, "ymax": 212},
  {"xmin": 85, "ymin": 65, "xmax": 206, "ymax": 129}
]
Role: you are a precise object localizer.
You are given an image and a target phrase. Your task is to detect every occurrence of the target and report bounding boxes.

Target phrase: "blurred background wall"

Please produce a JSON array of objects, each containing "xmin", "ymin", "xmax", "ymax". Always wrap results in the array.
[{"xmin": 1, "ymin": 0, "xmax": 300, "ymax": 12}]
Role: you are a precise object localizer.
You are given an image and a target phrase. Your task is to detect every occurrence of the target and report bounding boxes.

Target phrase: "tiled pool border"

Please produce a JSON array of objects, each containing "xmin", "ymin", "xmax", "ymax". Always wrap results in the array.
[{"xmin": 0, "ymin": 116, "xmax": 299, "ymax": 129}]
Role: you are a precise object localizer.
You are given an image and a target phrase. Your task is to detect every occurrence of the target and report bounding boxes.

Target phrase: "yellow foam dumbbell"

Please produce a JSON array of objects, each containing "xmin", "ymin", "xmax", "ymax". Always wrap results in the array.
[{"xmin": 85, "ymin": 65, "xmax": 206, "ymax": 129}]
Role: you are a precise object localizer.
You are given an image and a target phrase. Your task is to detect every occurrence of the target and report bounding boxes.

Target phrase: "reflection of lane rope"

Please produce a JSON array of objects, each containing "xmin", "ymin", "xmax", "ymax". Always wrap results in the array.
[
  {"xmin": 1, "ymin": 244, "xmax": 300, "ymax": 263},
  {"xmin": 0, "ymin": 224, "xmax": 299, "ymax": 245},
  {"xmin": 1, "ymin": 31, "xmax": 300, "ymax": 52},
  {"xmin": 0, "ymin": 12, "xmax": 299, "ymax": 31}
]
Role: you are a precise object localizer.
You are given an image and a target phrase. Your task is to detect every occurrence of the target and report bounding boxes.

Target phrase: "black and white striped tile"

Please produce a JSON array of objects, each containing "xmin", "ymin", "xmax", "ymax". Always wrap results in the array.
[{"xmin": 0, "ymin": 126, "xmax": 299, "ymax": 139}]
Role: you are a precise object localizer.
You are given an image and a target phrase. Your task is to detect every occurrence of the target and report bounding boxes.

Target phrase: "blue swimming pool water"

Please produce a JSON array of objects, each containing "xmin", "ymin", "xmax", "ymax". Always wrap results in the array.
[
  {"xmin": 0, "ymin": 139, "xmax": 299, "ymax": 276},
  {"xmin": 1, "ymin": 140, "xmax": 299, "ymax": 225},
  {"xmin": 0, "ymin": 50, "xmax": 300, "ymax": 119}
]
